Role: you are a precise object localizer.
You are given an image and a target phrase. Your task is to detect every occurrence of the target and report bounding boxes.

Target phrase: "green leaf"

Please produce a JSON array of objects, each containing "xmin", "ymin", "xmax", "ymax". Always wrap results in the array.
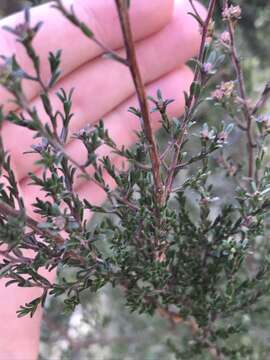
[
  {"xmin": 190, "ymin": 81, "xmax": 201, "ymax": 98},
  {"xmin": 80, "ymin": 22, "xmax": 94, "ymax": 38}
]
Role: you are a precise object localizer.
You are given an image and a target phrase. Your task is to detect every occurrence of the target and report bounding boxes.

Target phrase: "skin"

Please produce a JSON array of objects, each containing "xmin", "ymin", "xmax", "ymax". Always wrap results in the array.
[{"xmin": 0, "ymin": 0, "xmax": 205, "ymax": 358}]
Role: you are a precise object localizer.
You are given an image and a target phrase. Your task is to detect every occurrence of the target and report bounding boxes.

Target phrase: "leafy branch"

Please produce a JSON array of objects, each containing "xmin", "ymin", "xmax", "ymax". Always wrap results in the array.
[{"xmin": 0, "ymin": 1, "xmax": 270, "ymax": 359}]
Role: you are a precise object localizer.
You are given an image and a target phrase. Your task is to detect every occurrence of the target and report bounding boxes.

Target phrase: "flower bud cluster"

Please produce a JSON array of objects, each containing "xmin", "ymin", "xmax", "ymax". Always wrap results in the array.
[
  {"xmin": 219, "ymin": 31, "xmax": 231, "ymax": 46},
  {"xmin": 212, "ymin": 81, "xmax": 235, "ymax": 102},
  {"xmin": 222, "ymin": 5, "xmax": 242, "ymax": 21}
]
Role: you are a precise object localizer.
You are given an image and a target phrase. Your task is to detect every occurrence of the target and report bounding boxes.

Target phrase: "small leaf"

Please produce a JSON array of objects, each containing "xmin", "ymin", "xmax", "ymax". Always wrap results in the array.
[
  {"xmin": 80, "ymin": 22, "xmax": 94, "ymax": 38},
  {"xmin": 190, "ymin": 81, "xmax": 201, "ymax": 98}
]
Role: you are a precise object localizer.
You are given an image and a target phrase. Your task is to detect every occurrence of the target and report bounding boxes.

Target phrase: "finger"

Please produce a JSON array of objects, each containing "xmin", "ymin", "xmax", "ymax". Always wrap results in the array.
[
  {"xmin": 0, "ymin": 281, "xmax": 43, "ymax": 359},
  {"xmin": 20, "ymin": 66, "xmax": 193, "ymax": 212},
  {"xmin": 0, "ymin": 0, "xmax": 174, "ymax": 111},
  {"xmin": 4, "ymin": 0, "xmax": 206, "ymax": 180}
]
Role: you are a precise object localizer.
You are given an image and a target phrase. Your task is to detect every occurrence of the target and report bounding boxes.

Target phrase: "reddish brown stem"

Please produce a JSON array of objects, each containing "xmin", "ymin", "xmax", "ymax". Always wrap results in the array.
[{"xmin": 114, "ymin": 0, "xmax": 164, "ymax": 205}]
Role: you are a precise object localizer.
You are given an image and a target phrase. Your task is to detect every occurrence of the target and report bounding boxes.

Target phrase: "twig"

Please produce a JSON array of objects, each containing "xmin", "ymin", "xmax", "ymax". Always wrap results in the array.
[
  {"xmin": 114, "ymin": 0, "xmax": 164, "ymax": 206},
  {"xmin": 11, "ymin": 93, "xmax": 139, "ymax": 213},
  {"xmin": 55, "ymin": 0, "xmax": 163, "ymax": 206},
  {"xmin": 92, "ymin": 36, "xmax": 128, "ymax": 66},
  {"xmin": 0, "ymin": 200, "xmax": 65, "ymax": 245},
  {"xmin": 53, "ymin": 0, "xmax": 128, "ymax": 66},
  {"xmin": 160, "ymin": 141, "xmax": 174, "ymax": 161},
  {"xmin": 224, "ymin": 1, "xmax": 255, "ymax": 178},
  {"xmin": 189, "ymin": 0, "xmax": 204, "ymax": 26},
  {"xmin": 252, "ymin": 80, "xmax": 270, "ymax": 116},
  {"xmin": 165, "ymin": 0, "xmax": 217, "ymax": 197},
  {"xmin": 0, "ymin": 250, "xmax": 32, "ymax": 265}
]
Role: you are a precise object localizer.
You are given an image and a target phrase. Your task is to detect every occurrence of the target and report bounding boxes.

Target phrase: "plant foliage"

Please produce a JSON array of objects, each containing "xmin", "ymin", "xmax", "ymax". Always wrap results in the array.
[{"xmin": 0, "ymin": 1, "xmax": 270, "ymax": 358}]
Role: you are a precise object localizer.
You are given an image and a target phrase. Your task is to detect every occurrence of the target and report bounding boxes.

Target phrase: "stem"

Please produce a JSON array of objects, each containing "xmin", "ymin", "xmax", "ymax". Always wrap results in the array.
[
  {"xmin": 194, "ymin": 0, "xmax": 217, "ymax": 85},
  {"xmin": 54, "ymin": 0, "xmax": 127, "ymax": 66},
  {"xmin": 165, "ymin": 0, "xmax": 217, "ymax": 197},
  {"xmin": 37, "ymin": 132, "xmax": 139, "ymax": 211},
  {"xmin": 56, "ymin": 0, "xmax": 163, "ymax": 206},
  {"xmin": 114, "ymin": 0, "xmax": 164, "ymax": 206},
  {"xmin": 252, "ymin": 80, "xmax": 270, "ymax": 116},
  {"xmin": 91, "ymin": 35, "xmax": 128, "ymax": 66},
  {"xmin": 189, "ymin": 0, "xmax": 204, "ymax": 26},
  {"xmin": 13, "ymin": 90, "xmax": 139, "ymax": 214},
  {"xmin": 0, "ymin": 199, "xmax": 65, "ymax": 245},
  {"xmin": 225, "ymin": 2, "xmax": 255, "ymax": 178}
]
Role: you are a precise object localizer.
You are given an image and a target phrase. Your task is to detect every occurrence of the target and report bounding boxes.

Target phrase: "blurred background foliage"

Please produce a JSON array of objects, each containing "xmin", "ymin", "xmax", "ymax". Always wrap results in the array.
[{"xmin": 1, "ymin": 0, "xmax": 270, "ymax": 359}]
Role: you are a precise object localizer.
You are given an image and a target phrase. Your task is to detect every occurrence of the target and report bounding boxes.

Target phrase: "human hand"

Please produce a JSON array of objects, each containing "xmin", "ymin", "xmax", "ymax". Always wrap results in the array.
[{"xmin": 0, "ymin": 0, "xmax": 205, "ymax": 358}]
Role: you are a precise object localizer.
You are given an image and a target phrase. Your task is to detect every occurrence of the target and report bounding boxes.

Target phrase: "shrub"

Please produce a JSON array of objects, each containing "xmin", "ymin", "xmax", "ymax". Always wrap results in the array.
[{"xmin": 0, "ymin": 0, "xmax": 270, "ymax": 358}]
